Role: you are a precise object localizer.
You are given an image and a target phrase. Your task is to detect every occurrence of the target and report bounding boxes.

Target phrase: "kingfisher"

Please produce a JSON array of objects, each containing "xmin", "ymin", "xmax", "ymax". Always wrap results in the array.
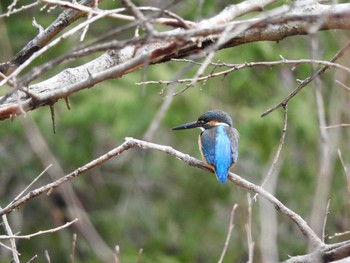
[{"xmin": 172, "ymin": 110, "xmax": 239, "ymax": 183}]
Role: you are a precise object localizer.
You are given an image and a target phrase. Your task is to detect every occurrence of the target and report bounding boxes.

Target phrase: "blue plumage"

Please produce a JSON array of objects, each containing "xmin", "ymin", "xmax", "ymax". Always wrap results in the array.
[
  {"xmin": 200, "ymin": 125, "xmax": 236, "ymax": 183},
  {"xmin": 214, "ymin": 126, "xmax": 233, "ymax": 183},
  {"xmin": 173, "ymin": 110, "xmax": 239, "ymax": 184}
]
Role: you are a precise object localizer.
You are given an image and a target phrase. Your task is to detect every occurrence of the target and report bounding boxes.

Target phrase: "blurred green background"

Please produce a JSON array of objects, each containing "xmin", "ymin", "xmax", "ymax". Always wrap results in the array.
[{"xmin": 1, "ymin": 0, "xmax": 350, "ymax": 262}]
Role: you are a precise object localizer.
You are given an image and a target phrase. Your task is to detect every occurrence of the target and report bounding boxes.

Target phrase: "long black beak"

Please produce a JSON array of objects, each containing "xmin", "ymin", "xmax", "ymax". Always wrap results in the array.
[{"xmin": 172, "ymin": 121, "xmax": 202, "ymax": 130}]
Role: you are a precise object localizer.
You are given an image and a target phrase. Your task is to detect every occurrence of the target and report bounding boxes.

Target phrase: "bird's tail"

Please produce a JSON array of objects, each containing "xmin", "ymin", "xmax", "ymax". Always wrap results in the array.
[{"xmin": 215, "ymin": 167, "xmax": 229, "ymax": 183}]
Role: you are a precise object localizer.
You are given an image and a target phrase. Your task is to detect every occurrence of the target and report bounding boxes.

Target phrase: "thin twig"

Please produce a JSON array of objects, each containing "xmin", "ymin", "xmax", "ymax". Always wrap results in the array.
[
  {"xmin": 218, "ymin": 204, "xmax": 238, "ymax": 263},
  {"xmin": 322, "ymin": 200, "xmax": 331, "ymax": 242},
  {"xmin": 27, "ymin": 254, "xmax": 38, "ymax": 263},
  {"xmin": 0, "ymin": 240, "xmax": 19, "ymax": 254},
  {"xmin": 328, "ymin": 230, "xmax": 350, "ymax": 240},
  {"xmin": 45, "ymin": 250, "xmax": 51, "ymax": 263},
  {"xmin": 185, "ymin": 1, "xmax": 286, "ymax": 89},
  {"xmin": 41, "ymin": 0, "xmax": 193, "ymax": 27},
  {"xmin": 49, "ymin": 104, "xmax": 56, "ymax": 134},
  {"xmin": 80, "ymin": 12, "xmax": 93, "ymax": 42},
  {"xmin": 1, "ymin": 210, "xmax": 20, "ymax": 262},
  {"xmin": 309, "ymin": 31, "xmax": 332, "ymax": 244},
  {"xmin": 337, "ymin": 149, "xmax": 350, "ymax": 202},
  {"xmin": 0, "ymin": 10, "xmax": 112, "ymax": 87},
  {"xmin": 135, "ymin": 248, "xmax": 143, "ymax": 263},
  {"xmin": 261, "ymin": 40, "xmax": 350, "ymax": 117},
  {"xmin": 136, "ymin": 59, "xmax": 350, "ymax": 86},
  {"xmin": 254, "ymin": 105, "xmax": 287, "ymax": 201},
  {"xmin": 121, "ymin": 0, "xmax": 156, "ymax": 35},
  {"xmin": 0, "ymin": 1, "xmax": 39, "ymax": 18},
  {"xmin": 115, "ymin": 245, "xmax": 120, "ymax": 257},
  {"xmin": 143, "ymin": 63, "xmax": 196, "ymax": 140},
  {"xmin": 9, "ymin": 164, "xmax": 52, "ymax": 206},
  {"xmin": 322, "ymin": 123, "xmax": 350, "ymax": 129},
  {"xmin": 245, "ymin": 193, "xmax": 254, "ymax": 263},
  {"xmin": 70, "ymin": 233, "xmax": 77, "ymax": 263},
  {"xmin": 335, "ymin": 79, "xmax": 350, "ymax": 92},
  {"xmin": 0, "ymin": 218, "xmax": 78, "ymax": 239}
]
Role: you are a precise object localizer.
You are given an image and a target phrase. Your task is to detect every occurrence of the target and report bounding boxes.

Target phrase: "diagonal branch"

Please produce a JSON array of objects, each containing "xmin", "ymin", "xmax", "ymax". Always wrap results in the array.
[
  {"xmin": 0, "ymin": 137, "xmax": 323, "ymax": 248},
  {"xmin": 5, "ymin": 137, "xmax": 350, "ymax": 261},
  {"xmin": 283, "ymin": 240, "xmax": 350, "ymax": 263},
  {"xmin": 261, "ymin": 40, "xmax": 350, "ymax": 117}
]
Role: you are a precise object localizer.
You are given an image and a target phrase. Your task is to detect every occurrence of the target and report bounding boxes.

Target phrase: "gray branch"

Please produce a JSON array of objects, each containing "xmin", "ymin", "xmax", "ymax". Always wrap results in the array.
[{"xmin": 0, "ymin": 2, "xmax": 349, "ymax": 121}]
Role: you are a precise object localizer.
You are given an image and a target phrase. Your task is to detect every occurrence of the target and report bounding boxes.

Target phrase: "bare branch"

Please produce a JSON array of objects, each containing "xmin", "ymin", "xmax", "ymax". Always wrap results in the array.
[
  {"xmin": 1, "ymin": 210, "xmax": 20, "ymax": 263},
  {"xmin": 1, "ymin": 2, "xmax": 350, "ymax": 120},
  {"xmin": 44, "ymin": 250, "xmax": 51, "ymax": 263},
  {"xmin": 322, "ymin": 200, "xmax": 330, "ymax": 242},
  {"xmin": 309, "ymin": 33, "xmax": 334, "ymax": 240},
  {"xmin": 218, "ymin": 204, "xmax": 238, "ymax": 263},
  {"xmin": 28, "ymin": 254, "xmax": 38, "ymax": 263},
  {"xmin": 322, "ymin": 123, "xmax": 350, "ymax": 129},
  {"xmin": 262, "ymin": 40, "xmax": 350, "ymax": 117},
  {"xmin": 0, "ymin": 241, "xmax": 18, "ymax": 255},
  {"xmin": 0, "ymin": 1, "xmax": 40, "ymax": 19},
  {"xmin": 245, "ymin": 194, "xmax": 254, "ymax": 263},
  {"xmin": 0, "ymin": 10, "xmax": 111, "ymax": 87},
  {"xmin": 40, "ymin": 0, "xmax": 194, "ymax": 28},
  {"xmin": 70, "ymin": 233, "xmax": 78, "ymax": 263},
  {"xmin": 8, "ymin": 164, "xmax": 52, "ymax": 206},
  {"xmin": 329, "ymin": 230, "xmax": 350, "ymax": 240},
  {"xmin": 0, "ymin": 218, "xmax": 78, "ymax": 240},
  {"xmin": 0, "ymin": 0, "xmax": 102, "ymax": 76},
  {"xmin": 203, "ymin": 0, "xmax": 278, "ymax": 25},
  {"xmin": 135, "ymin": 248, "xmax": 143, "ymax": 263},
  {"xmin": 20, "ymin": 117, "xmax": 117, "ymax": 262},
  {"xmin": 254, "ymin": 105, "xmax": 287, "ymax": 201},
  {"xmin": 283, "ymin": 240, "xmax": 350, "ymax": 263},
  {"xmin": 121, "ymin": 0, "xmax": 156, "ymax": 35},
  {"xmin": 137, "ymin": 59, "xmax": 350, "ymax": 86},
  {"xmin": 336, "ymin": 79, "xmax": 350, "ymax": 92},
  {"xmin": 1, "ymin": 133, "xmax": 349, "ymax": 260},
  {"xmin": 337, "ymin": 149, "xmax": 350, "ymax": 203},
  {"xmin": 0, "ymin": 137, "xmax": 323, "ymax": 248}
]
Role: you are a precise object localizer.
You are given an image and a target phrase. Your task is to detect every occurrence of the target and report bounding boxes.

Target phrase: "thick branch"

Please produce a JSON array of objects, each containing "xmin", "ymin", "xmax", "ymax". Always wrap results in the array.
[
  {"xmin": 284, "ymin": 240, "xmax": 350, "ymax": 263},
  {"xmin": 0, "ymin": 2, "xmax": 350, "ymax": 120}
]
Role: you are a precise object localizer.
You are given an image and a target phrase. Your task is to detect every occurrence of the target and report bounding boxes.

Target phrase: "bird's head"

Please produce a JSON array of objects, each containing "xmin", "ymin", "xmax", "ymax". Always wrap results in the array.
[{"xmin": 172, "ymin": 110, "xmax": 232, "ymax": 131}]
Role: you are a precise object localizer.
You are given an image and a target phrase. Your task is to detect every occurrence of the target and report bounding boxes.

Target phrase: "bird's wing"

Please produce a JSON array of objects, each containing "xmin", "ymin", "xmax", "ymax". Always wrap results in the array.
[
  {"xmin": 200, "ymin": 128, "xmax": 216, "ymax": 166},
  {"xmin": 229, "ymin": 127, "xmax": 239, "ymax": 164}
]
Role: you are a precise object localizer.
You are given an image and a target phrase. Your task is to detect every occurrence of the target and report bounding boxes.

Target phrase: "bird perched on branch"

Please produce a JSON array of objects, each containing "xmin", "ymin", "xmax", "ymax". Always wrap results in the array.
[{"xmin": 172, "ymin": 110, "xmax": 239, "ymax": 183}]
